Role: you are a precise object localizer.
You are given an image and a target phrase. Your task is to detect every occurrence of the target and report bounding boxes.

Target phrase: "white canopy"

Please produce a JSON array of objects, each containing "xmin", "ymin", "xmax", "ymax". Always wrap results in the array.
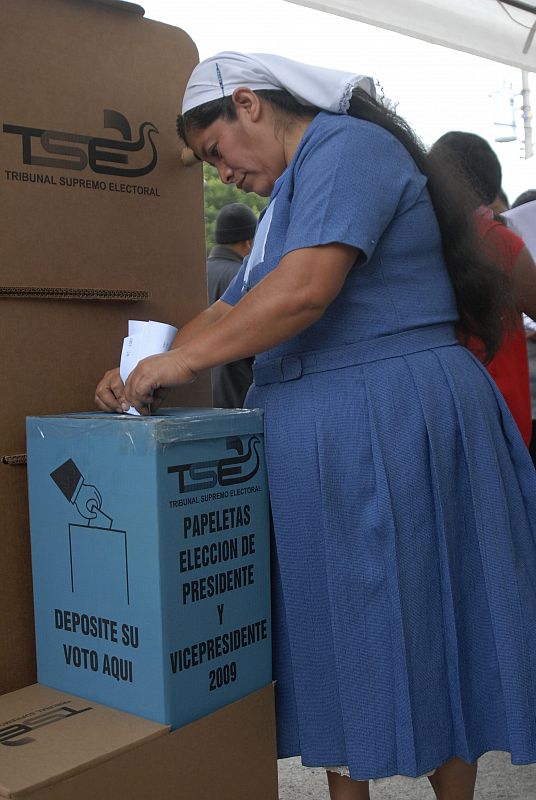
[{"xmin": 285, "ymin": 0, "xmax": 536, "ymax": 72}]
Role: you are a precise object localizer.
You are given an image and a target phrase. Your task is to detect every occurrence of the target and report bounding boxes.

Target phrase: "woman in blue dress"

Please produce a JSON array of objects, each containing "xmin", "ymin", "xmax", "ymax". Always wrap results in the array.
[{"xmin": 96, "ymin": 52, "xmax": 536, "ymax": 799}]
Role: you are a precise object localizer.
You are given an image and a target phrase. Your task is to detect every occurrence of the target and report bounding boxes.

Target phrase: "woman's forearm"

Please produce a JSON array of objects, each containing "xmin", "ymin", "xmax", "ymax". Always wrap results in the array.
[{"xmin": 172, "ymin": 299, "xmax": 231, "ymax": 347}]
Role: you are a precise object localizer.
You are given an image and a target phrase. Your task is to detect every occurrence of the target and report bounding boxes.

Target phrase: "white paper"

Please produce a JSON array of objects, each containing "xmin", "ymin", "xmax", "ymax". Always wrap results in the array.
[
  {"xmin": 502, "ymin": 201, "xmax": 536, "ymax": 261},
  {"xmin": 119, "ymin": 319, "xmax": 178, "ymax": 415},
  {"xmin": 128, "ymin": 319, "xmax": 146, "ymax": 337},
  {"xmin": 524, "ymin": 314, "xmax": 536, "ymax": 335}
]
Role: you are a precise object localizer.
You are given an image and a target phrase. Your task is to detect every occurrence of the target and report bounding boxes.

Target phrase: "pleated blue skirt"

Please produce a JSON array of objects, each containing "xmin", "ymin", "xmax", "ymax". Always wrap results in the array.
[{"xmin": 247, "ymin": 330, "xmax": 536, "ymax": 781}]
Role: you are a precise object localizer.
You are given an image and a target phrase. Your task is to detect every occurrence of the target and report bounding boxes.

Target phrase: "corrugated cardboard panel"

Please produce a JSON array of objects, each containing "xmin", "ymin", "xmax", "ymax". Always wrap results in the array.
[
  {"xmin": 0, "ymin": 470, "xmax": 36, "ymax": 696},
  {"xmin": 21, "ymin": 684, "xmax": 278, "ymax": 800},
  {"xmin": 0, "ymin": 683, "xmax": 168, "ymax": 797},
  {"xmin": 0, "ymin": 0, "xmax": 211, "ymax": 422},
  {"xmin": 0, "ymin": 0, "xmax": 211, "ymax": 695}
]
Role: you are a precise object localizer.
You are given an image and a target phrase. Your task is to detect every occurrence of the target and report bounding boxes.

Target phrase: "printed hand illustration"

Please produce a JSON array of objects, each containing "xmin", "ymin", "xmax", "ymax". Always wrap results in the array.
[{"xmin": 73, "ymin": 483, "xmax": 102, "ymax": 520}]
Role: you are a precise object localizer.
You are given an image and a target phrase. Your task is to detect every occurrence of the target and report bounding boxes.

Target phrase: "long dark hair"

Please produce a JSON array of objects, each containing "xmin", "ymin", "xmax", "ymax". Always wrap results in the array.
[{"xmin": 178, "ymin": 88, "xmax": 515, "ymax": 361}]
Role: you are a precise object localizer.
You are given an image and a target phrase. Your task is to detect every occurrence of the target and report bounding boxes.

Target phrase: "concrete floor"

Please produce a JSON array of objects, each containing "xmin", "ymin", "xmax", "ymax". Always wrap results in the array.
[{"xmin": 278, "ymin": 751, "xmax": 536, "ymax": 799}]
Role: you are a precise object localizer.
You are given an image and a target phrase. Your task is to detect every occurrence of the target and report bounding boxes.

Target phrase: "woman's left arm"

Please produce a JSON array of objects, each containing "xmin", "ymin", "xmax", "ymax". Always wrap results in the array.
[{"xmin": 124, "ymin": 242, "xmax": 358, "ymax": 412}]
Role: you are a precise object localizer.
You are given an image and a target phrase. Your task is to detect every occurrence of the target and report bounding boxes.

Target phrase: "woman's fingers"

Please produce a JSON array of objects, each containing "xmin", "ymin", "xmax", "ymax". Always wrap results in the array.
[
  {"xmin": 124, "ymin": 358, "xmax": 163, "ymax": 414},
  {"xmin": 95, "ymin": 353, "xmax": 196, "ymax": 415},
  {"xmin": 150, "ymin": 387, "xmax": 169, "ymax": 412},
  {"xmin": 125, "ymin": 366, "xmax": 158, "ymax": 407},
  {"xmin": 95, "ymin": 368, "xmax": 126, "ymax": 413},
  {"xmin": 124, "ymin": 351, "xmax": 197, "ymax": 412}
]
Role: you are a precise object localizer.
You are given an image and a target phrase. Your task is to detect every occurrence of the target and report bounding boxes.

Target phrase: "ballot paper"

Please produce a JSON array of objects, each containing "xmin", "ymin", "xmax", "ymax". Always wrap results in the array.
[
  {"xmin": 119, "ymin": 320, "xmax": 178, "ymax": 415},
  {"xmin": 502, "ymin": 200, "xmax": 536, "ymax": 260},
  {"xmin": 524, "ymin": 314, "xmax": 536, "ymax": 335}
]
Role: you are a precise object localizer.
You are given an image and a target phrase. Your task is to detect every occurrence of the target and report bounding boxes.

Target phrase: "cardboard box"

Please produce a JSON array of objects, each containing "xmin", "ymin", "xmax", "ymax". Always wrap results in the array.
[
  {"xmin": 0, "ymin": 0, "xmax": 210, "ymax": 695},
  {"xmin": 0, "ymin": 682, "xmax": 278, "ymax": 799},
  {"xmin": 26, "ymin": 410, "xmax": 272, "ymax": 729}
]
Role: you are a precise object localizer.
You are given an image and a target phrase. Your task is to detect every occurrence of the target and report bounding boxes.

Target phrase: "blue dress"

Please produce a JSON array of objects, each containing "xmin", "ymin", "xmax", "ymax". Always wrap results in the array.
[{"xmin": 222, "ymin": 112, "xmax": 536, "ymax": 781}]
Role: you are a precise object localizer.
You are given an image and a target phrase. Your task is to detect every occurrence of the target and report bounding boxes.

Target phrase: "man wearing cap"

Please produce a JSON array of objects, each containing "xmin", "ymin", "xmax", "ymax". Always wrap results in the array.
[{"xmin": 207, "ymin": 203, "xmax": 257, "ymax": 407}]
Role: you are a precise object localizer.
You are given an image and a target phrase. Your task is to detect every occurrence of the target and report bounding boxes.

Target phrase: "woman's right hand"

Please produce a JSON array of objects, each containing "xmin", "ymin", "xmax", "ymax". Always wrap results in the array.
[{"xmin": 95, "ymin": 367, "xmax": 128, "ymax": 413}]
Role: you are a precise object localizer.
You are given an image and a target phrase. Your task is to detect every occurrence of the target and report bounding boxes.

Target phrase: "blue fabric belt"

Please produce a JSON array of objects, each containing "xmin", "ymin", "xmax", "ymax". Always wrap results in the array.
[{"xmin": 252, "ymin": 323, "xmax": 459, "ymax": 386}]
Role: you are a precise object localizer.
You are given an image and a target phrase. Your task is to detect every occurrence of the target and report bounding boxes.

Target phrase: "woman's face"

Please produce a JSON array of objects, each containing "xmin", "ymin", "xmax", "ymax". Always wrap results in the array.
[{"xmin": 186, "ymin": 90, "xmax": 288, "ymax": 197}]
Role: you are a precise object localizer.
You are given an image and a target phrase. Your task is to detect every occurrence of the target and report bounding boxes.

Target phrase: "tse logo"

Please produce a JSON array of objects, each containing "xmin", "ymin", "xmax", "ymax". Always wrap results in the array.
[
  {"xmin": 0, "ymin": 704, "xmax": 92, "ymax": 747},
  {"xmin": 168, "ymin": 436, "xmax": 262, "ymax": 493},
  {"xmin": 2, "ymin": 109, "xmax": 158, "ymax": 177}
]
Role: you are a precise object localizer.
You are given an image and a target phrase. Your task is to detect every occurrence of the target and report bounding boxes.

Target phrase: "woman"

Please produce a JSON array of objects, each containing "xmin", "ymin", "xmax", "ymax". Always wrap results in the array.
[
  {"xmin": 96, "ymin": 53, "xmax": 536, "ymax": 800},
  {"xmin": 431, "ymin": 130, "xmax": 536, "ymax": 447}
]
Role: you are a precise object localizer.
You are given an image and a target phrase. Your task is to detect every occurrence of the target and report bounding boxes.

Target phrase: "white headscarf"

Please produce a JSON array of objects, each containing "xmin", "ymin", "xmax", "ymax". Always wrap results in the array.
[{"xmin": 181, "ymin": 51, "xmax": 376, "ymax": 116}]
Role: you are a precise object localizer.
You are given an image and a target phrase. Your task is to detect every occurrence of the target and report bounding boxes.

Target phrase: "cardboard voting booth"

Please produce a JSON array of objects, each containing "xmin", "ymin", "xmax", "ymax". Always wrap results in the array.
[
  {"xmin": 0, "ymin": 0, "xmax": 210, "ymax": 696},
  {"xmin": 0, "ymin": 683, "xmax": 278, "ymax": 800},
  {"xmin": 26, "ymin": 410, "xmax": 272, "ymax": 729},
  {"xmin": 1, "ymin": 2, "xmax": 278, "ymax": 796}
]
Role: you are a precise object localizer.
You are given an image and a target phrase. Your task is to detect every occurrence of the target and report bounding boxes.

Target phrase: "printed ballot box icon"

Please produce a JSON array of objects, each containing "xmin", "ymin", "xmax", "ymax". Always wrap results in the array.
[
  {"xmin": 50, "ymin": 458, "xmax": 130, "ymax": 605},
  {"xmin": 68, "ymin": 524, "xmax": 129, "ymax": 605}
]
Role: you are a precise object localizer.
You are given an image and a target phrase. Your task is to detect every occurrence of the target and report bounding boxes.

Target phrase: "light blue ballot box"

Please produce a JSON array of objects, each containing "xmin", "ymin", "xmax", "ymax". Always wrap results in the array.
[{"xmin": 26, "ymin": 409, "xmax": 272, "ymax": 729}]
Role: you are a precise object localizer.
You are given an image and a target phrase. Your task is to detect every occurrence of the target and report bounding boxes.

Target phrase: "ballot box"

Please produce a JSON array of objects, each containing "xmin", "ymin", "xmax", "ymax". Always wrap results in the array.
[{"xmin": 25, "ymin": 409, "xmax": 272, "ymax": 729}]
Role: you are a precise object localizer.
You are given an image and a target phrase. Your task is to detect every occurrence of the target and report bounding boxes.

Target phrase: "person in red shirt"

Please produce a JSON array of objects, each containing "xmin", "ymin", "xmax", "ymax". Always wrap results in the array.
[{"xmin": 432, "ymin": 131, "xmax": 536, "ymax": 446}]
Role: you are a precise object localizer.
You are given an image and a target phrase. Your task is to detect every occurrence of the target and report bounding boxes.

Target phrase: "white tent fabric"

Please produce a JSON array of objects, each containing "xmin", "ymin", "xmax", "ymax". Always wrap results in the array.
[{"xmin": 285, "ymin": 0, "xmax": 536, "ymax": 72}]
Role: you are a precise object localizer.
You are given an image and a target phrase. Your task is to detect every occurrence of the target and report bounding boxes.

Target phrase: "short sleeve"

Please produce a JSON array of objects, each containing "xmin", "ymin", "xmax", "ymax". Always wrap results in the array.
[
  {"xmin": 282, "ymin": 116, "xmax": 427, "ymax": 263},
  {"xmin": 481, "ymin": 221, "xmax": 525, "ymax": 275},
  {"xmin": 221, "ymin": 258, "xmax": 248, "ymax": 306}
]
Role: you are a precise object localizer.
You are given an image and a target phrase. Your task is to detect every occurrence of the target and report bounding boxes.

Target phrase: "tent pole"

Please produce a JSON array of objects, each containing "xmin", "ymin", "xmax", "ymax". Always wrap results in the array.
[
  {"xmin": 521, "ymin": 70, "xmax": 533, "ymax": 158},
  {"xmin": 501, "ymin": 0, "xmax": 536, "ymax": 13}
]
